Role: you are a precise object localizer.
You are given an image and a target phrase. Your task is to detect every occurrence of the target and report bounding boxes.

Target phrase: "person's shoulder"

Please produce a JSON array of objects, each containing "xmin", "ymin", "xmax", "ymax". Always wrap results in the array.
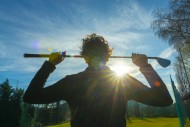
[
  {"xmin": 116, "ymin": 73, "xmax": 134, "ymax": 85},
  {"xmin": 65, "ymin": 71, "xmax": 86, "ymax": 79},
  {"xmin": 124, "ymin": 73, "xmax": 133, "ymax": 79}
]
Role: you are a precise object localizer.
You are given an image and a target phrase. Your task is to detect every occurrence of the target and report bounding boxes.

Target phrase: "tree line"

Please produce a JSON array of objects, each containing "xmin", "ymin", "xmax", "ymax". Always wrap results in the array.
[
  {"xmin": 0, "ymin": 79, "xmax": 71, "ymax": 127},
  {"xmin": 0, "ymin": 79, "xmax": 184, "ymax": 127}
]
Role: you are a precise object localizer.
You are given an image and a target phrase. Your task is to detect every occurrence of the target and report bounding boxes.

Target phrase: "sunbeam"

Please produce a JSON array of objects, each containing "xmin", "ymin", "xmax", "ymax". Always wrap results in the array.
[{"xmin": 109, "ymin": 62, "xmax": 131, "ymax": 76}]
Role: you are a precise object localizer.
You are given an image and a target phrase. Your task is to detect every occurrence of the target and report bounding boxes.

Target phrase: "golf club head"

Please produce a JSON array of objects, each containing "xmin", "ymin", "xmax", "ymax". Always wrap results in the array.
[{"xmin": 156, "ymin": 57, "xmax": 171, "ymax": 68}]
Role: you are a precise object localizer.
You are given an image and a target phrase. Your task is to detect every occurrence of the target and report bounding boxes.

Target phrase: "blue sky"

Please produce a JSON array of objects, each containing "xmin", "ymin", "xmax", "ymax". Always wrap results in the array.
[{"xmin": 0, "ymin": 0, "xmax": 177, "ymax": 99}]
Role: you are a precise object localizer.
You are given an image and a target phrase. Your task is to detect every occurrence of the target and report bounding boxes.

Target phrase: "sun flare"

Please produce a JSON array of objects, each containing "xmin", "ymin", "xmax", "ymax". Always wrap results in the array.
[{"xmin": 110, "ymin": 62, "xmax": 131, "ymax": 76}]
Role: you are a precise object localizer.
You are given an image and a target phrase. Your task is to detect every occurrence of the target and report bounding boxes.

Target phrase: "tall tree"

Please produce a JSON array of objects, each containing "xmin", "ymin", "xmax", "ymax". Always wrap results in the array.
[
  {"xmin": 12, "ymin": 87, "xmax": 24, "ymax": 127},
  {"xmin": 0, "ymin": 79, "xmax": 14, "ymax": 101},
  {"xmin": 151, "ymin": 0, "xmax": 190, "ymax": 96},
  {"xmin": 174, "ymin": 56, "xmax": 189, "ymax": 95},
  {"xmin": 151, "ymin": 0, "xmax": 190, "ymax": 48},
  {"xmin": 152, "ymin": 1, "xmax": 190, "ymax": 121},
  {"xmin": 20, "ymin": 103, "xmax": 34, "ymax": 127},
  {"xmin": 0, "ymin": 79, "xmax": 24, "ymax": 127},
  {"xmin": 0, "ymin": 79, "xmax": 14, "ymax": 127}
]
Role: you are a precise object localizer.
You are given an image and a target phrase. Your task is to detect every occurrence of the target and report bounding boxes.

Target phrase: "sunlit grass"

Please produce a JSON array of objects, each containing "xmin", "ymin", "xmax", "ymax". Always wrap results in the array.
[
  {"xmin": 48, "ymin": 122, "xmax": 70, "ymax": 127},
  {"xmin": 127, "ymin": 117, "xmax": 180, "ymax": 127},
  {"xmin": 47, "ymin": 117, "xmax": 183, "ymax": 127}
]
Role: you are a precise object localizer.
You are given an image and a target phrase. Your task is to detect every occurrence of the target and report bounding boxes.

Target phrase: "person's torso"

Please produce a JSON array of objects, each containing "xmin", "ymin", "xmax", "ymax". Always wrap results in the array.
[{"xmin": 66, "ymin": 68, "xmax": 128, "ymax": 127}]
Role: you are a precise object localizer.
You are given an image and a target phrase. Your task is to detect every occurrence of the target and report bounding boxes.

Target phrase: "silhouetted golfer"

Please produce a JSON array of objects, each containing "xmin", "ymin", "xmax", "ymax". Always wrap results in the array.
[{"xmin": 23, "ymin": 33, "xmax": 173, "ymax": 127}]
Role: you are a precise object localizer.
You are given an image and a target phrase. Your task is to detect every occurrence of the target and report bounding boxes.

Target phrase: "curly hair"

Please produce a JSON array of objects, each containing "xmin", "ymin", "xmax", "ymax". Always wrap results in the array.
[{"xmin": 80, "ymin": 33, "xmax": 112, "ymax": 62}]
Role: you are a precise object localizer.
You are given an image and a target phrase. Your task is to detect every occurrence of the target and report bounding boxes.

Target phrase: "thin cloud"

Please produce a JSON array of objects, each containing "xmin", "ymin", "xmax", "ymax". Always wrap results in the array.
[
  {"xmin": 0, "ymin": 41, "xmax": 6, "ymax": 57},
  {"xmin": 150, "ymin": 47, "xmax": 176, "ymax": 69},
  {"xmin": 0, "ymin": 0, "xmax": 176, "ymax": 92},
  {"xmin": 0, "ymin": 65, "xmax": 14, "ymax": 72}
]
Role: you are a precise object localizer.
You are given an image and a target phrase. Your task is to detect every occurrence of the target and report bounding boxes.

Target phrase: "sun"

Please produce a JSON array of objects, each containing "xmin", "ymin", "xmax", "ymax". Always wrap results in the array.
[{"xmin": 109, "ymin": 62, "xmax": 131, "ymax": 76}]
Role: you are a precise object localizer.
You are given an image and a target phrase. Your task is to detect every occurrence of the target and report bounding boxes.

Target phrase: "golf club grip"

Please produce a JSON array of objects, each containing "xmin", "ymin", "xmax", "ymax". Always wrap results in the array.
[
  {"xmin": 24, "ymin": 53, "xmax": 157, "ymax": 59},
  {"xmin": 24, "ymin": 54, "xmax": 82, "ymax": 58},
  {"xmin": 24, "ymin": 54, "xmax": 50, "ymax": 57}
]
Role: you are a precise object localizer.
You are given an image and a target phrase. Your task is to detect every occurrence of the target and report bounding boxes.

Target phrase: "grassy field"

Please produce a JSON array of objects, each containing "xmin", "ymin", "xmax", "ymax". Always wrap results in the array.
[{"xmin": 47, "ymin": 117, "xmax": 190, "ymax": 127}]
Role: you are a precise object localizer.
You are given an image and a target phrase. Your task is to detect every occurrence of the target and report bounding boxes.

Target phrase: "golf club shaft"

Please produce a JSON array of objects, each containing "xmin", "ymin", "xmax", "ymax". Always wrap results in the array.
[{"xmin": 24, "ymin": 53, "xmax": 157, "ymax": 59}]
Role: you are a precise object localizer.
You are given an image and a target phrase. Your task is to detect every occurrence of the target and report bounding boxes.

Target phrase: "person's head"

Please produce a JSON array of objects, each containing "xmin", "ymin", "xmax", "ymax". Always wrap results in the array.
[{"xmin": 80, "ymin": 33, "xmax": 112, "ymax": 67}]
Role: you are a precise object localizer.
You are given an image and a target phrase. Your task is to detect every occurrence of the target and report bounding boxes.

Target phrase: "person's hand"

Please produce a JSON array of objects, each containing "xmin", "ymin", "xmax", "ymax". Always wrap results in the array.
[
  {"xmin": 132, "ymin": 53, "xmax": 149, "ymax": 68},
  {"xmin": 49, "ymin": 51, "xmax": 66, "ymax": 65}
]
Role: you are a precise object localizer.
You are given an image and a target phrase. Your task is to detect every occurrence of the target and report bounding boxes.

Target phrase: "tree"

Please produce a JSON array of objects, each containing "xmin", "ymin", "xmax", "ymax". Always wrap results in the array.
[
  {"xmin": 0, "ymin": 79, "xmax": 14, "ymax": 101},
  {"xmin": 180, "ymin": 44, "xmax": 190, "ymax": 85},
  {"xmin": 20, "ymin": 103, "xmax": 34, "ymax": 127},
  {"xmin": 151, "ymin": 0, "xmax": 190, "ymax": 49},
  {"xmin": 0, "ymin": 79, "xmax": 24, "ymax": 127},
  {"xmin": 152, "ymin": 0, "xmax": 190, "ymax": 96},
  {"xmin": 0, "ymin": 79, "xmax": 14, "ymax": 127},
  {"xmin": 174, "ymin": 57, "xmax": 189, "ymax": 95},
  {"xmin": 12, "ymin": 87, "xmax": 24, "ymax": 127},
  {"xmin": 33, "ymin": 102, "xmax": 70, "ymax": 126},
  {"xmin": 174, "ymin": 38, "xmax": 190, "ymax": 96},
  {"xmin": 152, "ymin": 1, "xmax": 190, "ymax": 121}
]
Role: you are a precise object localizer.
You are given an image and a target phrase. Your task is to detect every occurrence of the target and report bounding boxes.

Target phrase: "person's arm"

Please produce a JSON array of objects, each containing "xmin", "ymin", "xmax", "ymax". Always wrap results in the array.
[
  {"xmin": 23, "ymin": 61, "xmax": 70, "ymax": 104},
  {"xmin": 23, "ymin": 52, "xmax": 68, "ymax": 104},
  {"xmin": 127, "ymin": 53, "xmax": 173, "ymax": 107}
]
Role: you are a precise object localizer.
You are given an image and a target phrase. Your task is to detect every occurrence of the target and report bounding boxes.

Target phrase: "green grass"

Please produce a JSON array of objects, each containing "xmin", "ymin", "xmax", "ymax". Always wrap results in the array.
[
  {"xmin": 47, "ymin": 117, "xmax": 188, "ymax": 127},
  {"xmin": 48, "ymin": 122, "xmax": 70, "ymax": 127},
  {"xmin": 127, "ymin": 117, "xmax": 179, "ymax": 127}
]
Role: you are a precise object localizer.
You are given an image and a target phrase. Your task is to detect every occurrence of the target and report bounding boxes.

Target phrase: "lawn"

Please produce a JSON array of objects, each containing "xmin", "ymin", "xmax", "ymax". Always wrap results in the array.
[{"xmin": 47, "ymin": 117, "xmax": 188, "ymax": 127}]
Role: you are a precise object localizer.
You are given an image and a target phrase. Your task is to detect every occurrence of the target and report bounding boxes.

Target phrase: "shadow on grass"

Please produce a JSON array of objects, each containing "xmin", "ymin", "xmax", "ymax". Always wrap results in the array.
[
  {"xmin": 127, "ymin": 117, "xmax": 153, "ymax": 123},
  {"xmin": 185, "ymin": 119, "xmax": 190, "ymax": 127},
  {"xmin": 140, "ymin": 118, "xmax": 152, "ymax": 122}
]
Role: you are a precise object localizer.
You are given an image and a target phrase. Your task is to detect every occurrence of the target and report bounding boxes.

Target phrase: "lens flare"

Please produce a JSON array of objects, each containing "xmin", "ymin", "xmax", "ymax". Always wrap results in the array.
[
  {"xmin": 110, "ymin": 62, "xmax": 131, "ymax": 76},
  {"xmin": 48, "ymin": 48, "xmax": 53, "ymax": 52},
  {"xmin": 31, "ymin": 40, "xmax": 40, "ymax": 49},
  {"xmin": 48, "ymin": 48, "xmax": 58, "ymax": 52}
]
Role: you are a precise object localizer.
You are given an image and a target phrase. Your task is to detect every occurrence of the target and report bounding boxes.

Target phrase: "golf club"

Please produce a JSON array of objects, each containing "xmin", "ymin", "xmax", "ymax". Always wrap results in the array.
[{"xmin": 23, "ymin": 53, "xmax": 171, "ymax": 68}]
